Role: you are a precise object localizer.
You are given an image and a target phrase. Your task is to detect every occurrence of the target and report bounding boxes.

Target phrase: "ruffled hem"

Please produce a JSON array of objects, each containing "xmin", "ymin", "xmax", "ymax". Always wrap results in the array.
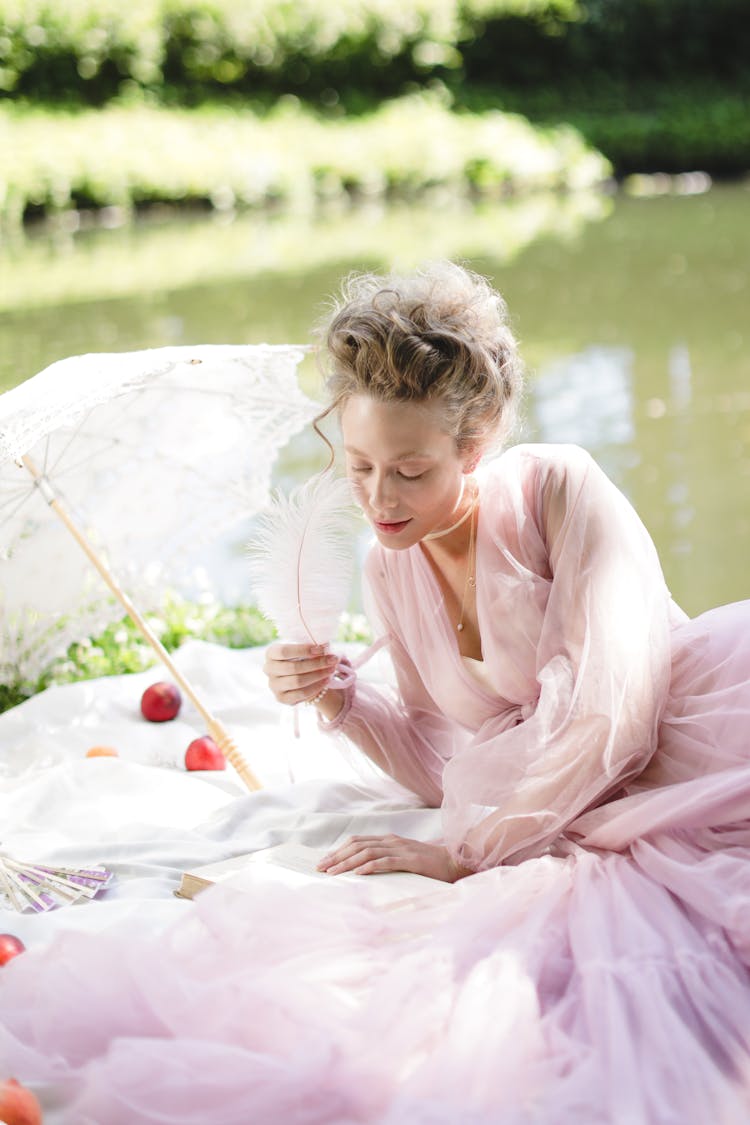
[{"xmin": 3, "ymin": 842, "xmax": 750, "ymax": 1124}]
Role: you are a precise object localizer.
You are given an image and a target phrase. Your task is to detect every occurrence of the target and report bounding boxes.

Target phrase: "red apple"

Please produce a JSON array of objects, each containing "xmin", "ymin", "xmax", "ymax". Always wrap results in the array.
[
  {"xmin": 0, "ymin": 934, "xmax": 25, "ymax": 966},
  {"xmin": 185, "ymin": 736, "xmax": 225, "ymax": 771},
  {"xmin": 140, "ymin": 681, "xmax": 182, "ymax": 722},
  {"xmin": 0, "ymin": 1078, "xmax": 42, "ymax": 1125}
]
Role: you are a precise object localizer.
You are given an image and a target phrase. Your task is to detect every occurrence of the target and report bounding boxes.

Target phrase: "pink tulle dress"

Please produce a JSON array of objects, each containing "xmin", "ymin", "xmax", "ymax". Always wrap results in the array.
[{"xmin": 3, "ymin": 444, "xmax": 750, "ymax": 1124}]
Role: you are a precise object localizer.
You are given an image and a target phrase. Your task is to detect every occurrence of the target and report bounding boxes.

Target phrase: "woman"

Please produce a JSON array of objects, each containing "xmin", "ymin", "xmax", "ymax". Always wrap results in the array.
[
  {"xmin": 264, "ymin": 260, "xmax": 750, "ymax": 886},
  {"xmin": 259, "ymin": 262, "xmax": 750, "ymax": 1119}
]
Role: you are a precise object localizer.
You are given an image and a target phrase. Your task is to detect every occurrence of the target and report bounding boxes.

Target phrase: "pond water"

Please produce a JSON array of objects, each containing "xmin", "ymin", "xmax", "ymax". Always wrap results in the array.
[{"xmin": 1, "ymin": 183, "xmax": 748, "ymax": 618}]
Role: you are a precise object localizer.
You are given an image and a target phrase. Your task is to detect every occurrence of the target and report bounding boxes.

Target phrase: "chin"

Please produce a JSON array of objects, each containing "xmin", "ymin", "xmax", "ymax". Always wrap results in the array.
[
  {"xmin": 371, "ymin": 519, "xmax": 420, "ymax": 549},
  {"xmin": 377, "ymin": 536, "xmax": 416, "ymax": 551}
]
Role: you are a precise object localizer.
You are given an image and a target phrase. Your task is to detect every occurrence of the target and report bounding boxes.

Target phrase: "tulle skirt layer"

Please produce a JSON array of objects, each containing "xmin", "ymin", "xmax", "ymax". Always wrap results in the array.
[
  {"xmin": 2, "ymin": 838, "xmax": 750, "ymax": 1125},
  {"xmin": 2, "ymin": 602, "xmax": 750, "ymax": 1124}
]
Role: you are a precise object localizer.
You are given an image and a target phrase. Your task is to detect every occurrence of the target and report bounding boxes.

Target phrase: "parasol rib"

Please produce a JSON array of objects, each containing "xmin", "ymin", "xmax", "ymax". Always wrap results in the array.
[{"xmin": 20, "ymin": 454, "xmax": 261, "ymax": 793}]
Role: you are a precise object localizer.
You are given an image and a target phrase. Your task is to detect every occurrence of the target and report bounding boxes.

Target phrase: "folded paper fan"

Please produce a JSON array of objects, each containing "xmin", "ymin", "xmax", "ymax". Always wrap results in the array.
[{"xmin": 0, "ymin": 851, "xmax": 113, "ymax": 913}]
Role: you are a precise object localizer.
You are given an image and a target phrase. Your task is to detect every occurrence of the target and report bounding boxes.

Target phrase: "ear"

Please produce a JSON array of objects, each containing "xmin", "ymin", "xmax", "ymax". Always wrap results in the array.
[{"xmin": 462, "ymin": 446, "xmax": 481, "ymax": 474}]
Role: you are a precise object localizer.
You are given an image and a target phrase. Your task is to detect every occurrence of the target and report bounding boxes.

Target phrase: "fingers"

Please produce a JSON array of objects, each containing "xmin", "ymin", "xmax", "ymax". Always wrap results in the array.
[
  {"xmin": 317, "ymin": 835, "xmax": 404, "ymax": 875},
  {"xmin": 273, "ymin": 671, "xmax": 335, "ymax": 706},
  {"xmin": 278, "ymin": 676, "xmax": 333, "ymax": 707},
  {"xmin": 263, "ymin": 643, "xmax": 339, "ymax": 705},
  {"xmin": 266, "ymin": 641, "xmax": 329, "ymax": 661},
  {"xmin": 264, "ymin": 654, "xmax": 338, "ymax": 678},
  {"xmin": 338, "ymin": 855, "xmax": 404, "ymax": 876},
  {"xmin": 316, "ymin": 836, "xmax": 456, "ymax": 883}
]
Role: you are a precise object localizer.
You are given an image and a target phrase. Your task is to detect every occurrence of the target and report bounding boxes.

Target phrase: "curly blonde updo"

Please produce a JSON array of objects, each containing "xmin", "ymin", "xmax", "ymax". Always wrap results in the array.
[{"xmin": 315, "ymin": 260, "xmax": 523, "ymax": 461}]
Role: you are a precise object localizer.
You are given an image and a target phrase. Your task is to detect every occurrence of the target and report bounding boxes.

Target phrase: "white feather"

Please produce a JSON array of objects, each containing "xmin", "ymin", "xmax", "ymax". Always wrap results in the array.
[{"xmin": 247, "ymin": 471, "xmax": 357, "ymax": 645}]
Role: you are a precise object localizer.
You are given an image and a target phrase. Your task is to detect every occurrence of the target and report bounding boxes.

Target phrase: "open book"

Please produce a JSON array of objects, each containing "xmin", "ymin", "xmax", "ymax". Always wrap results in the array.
[{"xmin": 174, "ymin": 842, "xmax": 448, "ymax": 909}]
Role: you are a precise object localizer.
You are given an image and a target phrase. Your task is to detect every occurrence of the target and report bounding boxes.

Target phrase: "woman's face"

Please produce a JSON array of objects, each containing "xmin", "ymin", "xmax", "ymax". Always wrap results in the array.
[{"xmin": 340, "ymin": 394, "xmax": 474, "ymax": 549}]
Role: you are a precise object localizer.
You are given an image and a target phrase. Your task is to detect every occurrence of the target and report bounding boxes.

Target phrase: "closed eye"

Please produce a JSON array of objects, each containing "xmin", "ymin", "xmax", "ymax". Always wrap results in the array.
[{"xmin": 349, "ymin": 465, "xmax": 426, "ymax": 481}]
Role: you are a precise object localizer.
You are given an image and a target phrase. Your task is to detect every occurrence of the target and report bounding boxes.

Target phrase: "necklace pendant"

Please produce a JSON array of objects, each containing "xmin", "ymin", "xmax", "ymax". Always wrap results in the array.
[{"xmin": 456, "ymin": 622, "xmax": 464, "ymax": 632}]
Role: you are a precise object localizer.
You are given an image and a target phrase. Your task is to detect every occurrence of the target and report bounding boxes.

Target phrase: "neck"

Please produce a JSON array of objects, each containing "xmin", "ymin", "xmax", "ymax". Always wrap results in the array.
[
  {"xmin": 421, "ymin": 486, "xmax": 478, "ymax": 561},
  {"xmin": 422, "ymin": 502, "xmax": 473, "ymax": 541},
  {"xmin": 423, "ymin": 478, "xmax": 476, "ymax": 541}
]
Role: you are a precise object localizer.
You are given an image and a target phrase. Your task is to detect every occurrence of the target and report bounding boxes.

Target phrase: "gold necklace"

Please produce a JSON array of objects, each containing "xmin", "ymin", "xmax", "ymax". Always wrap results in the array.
[{"xmin": 456, "ymin": 497, "xmax": 477, "ymax": 633}]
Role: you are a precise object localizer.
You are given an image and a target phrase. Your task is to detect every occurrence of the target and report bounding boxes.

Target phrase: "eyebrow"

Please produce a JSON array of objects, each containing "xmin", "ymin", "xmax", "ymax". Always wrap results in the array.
[{"xmin": 344, "ymin": 445, "xmax": 434, "ymax": 460}]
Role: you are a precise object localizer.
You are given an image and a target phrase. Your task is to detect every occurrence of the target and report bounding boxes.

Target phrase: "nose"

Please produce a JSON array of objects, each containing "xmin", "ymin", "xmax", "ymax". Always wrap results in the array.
[{"xmin": 369, "ymin": 471, "xmax": 399, "ymax": 514}]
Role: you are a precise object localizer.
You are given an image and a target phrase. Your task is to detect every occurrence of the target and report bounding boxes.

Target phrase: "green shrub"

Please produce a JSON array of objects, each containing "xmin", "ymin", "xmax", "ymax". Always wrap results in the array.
[
  {"xmin": 461, "ymin": 82, "xmax": 750, "ymax": 175},
  {"xmin": 0, "ymin": 0, "xmax": 574, "ymax": 102},
  {"xmin": 567, "ymin": 0, "xmax": 750, "ymax": 83},
  {"xmin": 0, "ymin": 93, "xmax": 610, "ymax": 226},
  {"xmin": 2, "ymin": 0, "xmax": 746, "ymax": 186},
  {"xmin": 569, "ymin": 97, "xmax": 750, "ymax": 176},
  {"xmin": 460, "ymin": 0, "xmax": 750, "ymax": 87},
  {"xmin": 3, "ymin": 0, "xmax": 745, "ymax": 104}
]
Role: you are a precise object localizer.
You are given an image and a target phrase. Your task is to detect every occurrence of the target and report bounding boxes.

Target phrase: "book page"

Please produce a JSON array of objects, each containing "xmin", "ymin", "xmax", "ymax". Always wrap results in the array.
[
  {"xmin": 257, "ymin": 842, "xmax": 443, "ymax": 893},
  {"xmin": 183, "ymin": 842, "xmax": 448, "ymax": 906}
]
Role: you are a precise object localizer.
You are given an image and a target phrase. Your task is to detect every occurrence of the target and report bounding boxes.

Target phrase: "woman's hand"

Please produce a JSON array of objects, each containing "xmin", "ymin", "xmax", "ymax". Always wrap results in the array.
[
  {"xmin": 263, "ymin": 641, "xmax": 339, "ymax": 706},
  {"xmin": 317, "ymin": 834, "xmax": 472, "ymax": 884}
]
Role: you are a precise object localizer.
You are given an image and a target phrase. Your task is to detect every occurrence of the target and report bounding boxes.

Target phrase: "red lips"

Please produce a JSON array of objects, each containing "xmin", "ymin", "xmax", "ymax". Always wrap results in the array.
[{"xmin": 374, "ymin": 519, "xmax": 411, "ymax": 534}]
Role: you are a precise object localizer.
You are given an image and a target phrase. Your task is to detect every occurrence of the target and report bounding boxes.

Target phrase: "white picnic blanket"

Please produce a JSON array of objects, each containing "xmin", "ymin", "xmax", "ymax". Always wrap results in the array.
[{"xmin": 0, "ymin": 640, "xmax": 442, "ymax": 953}]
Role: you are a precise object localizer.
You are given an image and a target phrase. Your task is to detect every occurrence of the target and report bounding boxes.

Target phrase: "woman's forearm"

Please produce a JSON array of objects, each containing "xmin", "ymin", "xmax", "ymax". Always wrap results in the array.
[{"xmin": 314, "ymin": 688, "xmax": 345, "ymax": 723}]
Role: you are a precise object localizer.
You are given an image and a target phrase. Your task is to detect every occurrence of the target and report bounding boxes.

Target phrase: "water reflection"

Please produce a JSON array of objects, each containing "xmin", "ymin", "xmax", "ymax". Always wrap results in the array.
[
  {"xmin": 0, "ymin": 184, "xmax": 747, "ymax": 616},
  {"xmin": 530, "ymin": 345, "xmax": 635, "ymax": 479},
  {"xmin": 0, "ymin": 189, "xmax": 611, "ymax": 388},
  {"xmin": 667, "ymin": 343, "xmax": 692, "ymax": 411}
]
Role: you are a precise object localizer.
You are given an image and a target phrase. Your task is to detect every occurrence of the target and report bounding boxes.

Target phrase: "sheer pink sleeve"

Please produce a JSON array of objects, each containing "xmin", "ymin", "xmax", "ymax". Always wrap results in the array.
[
  {"xmin": 320, "ymin": 555, "xmax": 473, "ymax": 807},
  {"xmin": 442, "ymin": 446, "xmax": 673, "ymax": 869}
]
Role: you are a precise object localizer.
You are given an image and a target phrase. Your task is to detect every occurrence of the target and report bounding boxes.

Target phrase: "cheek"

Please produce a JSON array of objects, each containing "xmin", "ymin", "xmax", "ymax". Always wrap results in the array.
[{"xmin": 423, "ymin": 478, "xmax": 453, "ymax": 507}]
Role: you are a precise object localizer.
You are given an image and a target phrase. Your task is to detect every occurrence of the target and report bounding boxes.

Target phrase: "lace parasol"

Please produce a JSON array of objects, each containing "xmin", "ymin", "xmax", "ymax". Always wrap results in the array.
[{"xmin": 0, "ymin": 344, "xmax": 319, "ymax": 789}]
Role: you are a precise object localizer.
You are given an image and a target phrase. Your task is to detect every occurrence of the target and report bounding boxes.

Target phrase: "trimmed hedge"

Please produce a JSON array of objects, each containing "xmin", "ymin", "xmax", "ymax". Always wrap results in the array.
[{"xmin": 0, "ymin": 93, "xmax": 610, "ymax": 226}]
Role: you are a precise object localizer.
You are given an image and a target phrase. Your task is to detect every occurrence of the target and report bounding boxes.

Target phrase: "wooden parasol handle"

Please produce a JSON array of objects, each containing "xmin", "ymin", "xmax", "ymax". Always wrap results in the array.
[{"xmin": 21, "ymin": 454, "xmax": 262, "ymax": 792}]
